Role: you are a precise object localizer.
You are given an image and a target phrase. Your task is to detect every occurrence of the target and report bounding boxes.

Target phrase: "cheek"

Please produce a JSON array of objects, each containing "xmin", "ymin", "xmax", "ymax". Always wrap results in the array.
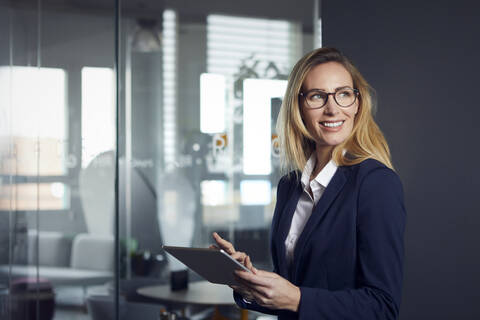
[{"xmin": 301, "ymin": 111, "xmax": 317, "ymax": 128}]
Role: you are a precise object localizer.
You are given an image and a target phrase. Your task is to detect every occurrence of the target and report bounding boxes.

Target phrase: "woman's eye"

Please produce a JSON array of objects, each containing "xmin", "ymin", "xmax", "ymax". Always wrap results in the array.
[
  {"xmin": 338, "ymin": 90, "xmax": 352, "ymax": 97},
  {"xmin": 309, "ymin": 93, "xmax": 325, "ymax": 100}
]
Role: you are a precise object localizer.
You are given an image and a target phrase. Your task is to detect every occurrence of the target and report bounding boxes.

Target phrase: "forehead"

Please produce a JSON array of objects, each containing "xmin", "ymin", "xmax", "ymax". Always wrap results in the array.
[{"xmin": 302, "ymin": 62, "xmax": 353, "ymax": 91}]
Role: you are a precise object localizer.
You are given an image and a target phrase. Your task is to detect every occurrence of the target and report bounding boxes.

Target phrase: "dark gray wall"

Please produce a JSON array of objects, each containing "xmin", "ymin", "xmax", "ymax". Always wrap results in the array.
[{"xmin": 322, "ymin": 1, "xmax": 480, "ymax": 319}]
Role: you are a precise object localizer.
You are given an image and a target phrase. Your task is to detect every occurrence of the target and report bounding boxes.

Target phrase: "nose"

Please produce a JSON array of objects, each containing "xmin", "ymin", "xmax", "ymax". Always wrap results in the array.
[{"xmin": 323, "ymin": 95, "xmax": 340, "ymax": 115}]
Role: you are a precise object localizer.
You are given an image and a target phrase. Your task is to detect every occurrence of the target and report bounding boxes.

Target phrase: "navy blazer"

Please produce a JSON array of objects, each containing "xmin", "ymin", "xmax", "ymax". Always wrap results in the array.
[{"xmin": 234, "ymin": 159, "xmax": 406, "ymax": 319}]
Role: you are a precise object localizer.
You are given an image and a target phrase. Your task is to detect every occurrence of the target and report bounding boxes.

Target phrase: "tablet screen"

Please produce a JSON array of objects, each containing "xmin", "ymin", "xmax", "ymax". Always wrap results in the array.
[{"xmin": 163, "ymin": 246, "xmax": 250, "ymax": 286}]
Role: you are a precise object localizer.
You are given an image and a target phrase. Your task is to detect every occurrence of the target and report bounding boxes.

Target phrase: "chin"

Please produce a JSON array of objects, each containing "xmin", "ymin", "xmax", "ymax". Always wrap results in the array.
[{"xmin": 317, "ymin": 136, "xmax": 347, "ymax": 148}]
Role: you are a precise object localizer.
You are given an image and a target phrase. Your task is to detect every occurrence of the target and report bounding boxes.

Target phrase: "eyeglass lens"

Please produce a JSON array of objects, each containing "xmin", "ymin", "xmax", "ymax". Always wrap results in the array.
[{"xmin": 305, "ymin": 88, "xmax": 357, "ymax": 108}]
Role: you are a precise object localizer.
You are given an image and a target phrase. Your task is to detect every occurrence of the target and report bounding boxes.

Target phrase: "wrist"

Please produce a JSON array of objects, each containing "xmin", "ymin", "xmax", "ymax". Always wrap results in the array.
[{"xmin": 289, "ymin": 286, "xmax": 301, "ymax": 312}]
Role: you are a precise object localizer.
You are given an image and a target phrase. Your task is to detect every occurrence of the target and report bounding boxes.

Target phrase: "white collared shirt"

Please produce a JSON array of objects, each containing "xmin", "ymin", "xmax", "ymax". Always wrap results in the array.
[{"xmin": 284, "ymin": 153, "xmax": 338, "ymax": 266}]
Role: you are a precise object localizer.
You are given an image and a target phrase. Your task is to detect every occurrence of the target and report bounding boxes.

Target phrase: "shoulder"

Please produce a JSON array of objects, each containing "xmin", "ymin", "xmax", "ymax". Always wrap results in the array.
[
  {"xmin": 344, "ymin": 158, "xmax": 403, "ymax": 193},
  {"xmin": 275, "ymin": 170, "xmax": 301, "ymax": 195},
  {"xmin": 278, "ymin": 170, "xmax": 300, "ymax": 186}
]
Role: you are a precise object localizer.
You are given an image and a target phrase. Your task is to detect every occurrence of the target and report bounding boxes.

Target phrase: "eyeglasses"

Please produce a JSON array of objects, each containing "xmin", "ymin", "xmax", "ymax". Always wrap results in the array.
[{"xmin": 299, "ymin": 87, "xmax": 359, "ymax": 109}]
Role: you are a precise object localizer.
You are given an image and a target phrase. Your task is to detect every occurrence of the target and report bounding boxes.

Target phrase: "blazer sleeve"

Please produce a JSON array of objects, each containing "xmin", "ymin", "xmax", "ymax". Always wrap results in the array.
[{"xmin": 298, "ymin": 167, "xmax": 406, "ymax": 320}]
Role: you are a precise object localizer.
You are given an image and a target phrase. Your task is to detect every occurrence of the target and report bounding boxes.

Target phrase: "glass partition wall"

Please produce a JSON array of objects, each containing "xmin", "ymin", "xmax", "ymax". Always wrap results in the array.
[{"xmin": 0, "ymin": 1, "xmax": 321, "ymax": 319}]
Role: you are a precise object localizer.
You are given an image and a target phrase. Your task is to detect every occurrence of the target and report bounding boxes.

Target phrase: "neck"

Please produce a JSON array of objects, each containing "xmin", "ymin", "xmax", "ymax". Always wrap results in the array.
[{"xmin": 312, "ymin": 146, "xmax": 333, "ymax": 177}]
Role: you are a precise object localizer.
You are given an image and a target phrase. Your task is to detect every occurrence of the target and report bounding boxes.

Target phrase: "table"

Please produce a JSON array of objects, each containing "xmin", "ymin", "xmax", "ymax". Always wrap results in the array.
[
  {"xmin": 137, "ymin": 281, "xmax": 248, "ymax": 320},
  {"xmin": 0, "ymin": 265, "xmax": 113, "ymax": 286}
]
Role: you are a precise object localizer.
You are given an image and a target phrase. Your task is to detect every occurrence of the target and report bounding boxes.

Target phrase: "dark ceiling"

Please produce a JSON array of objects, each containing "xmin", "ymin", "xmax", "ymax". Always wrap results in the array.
[{"xmin": 0, "ymin": 0, "xmax": 317, "ymax": 29}]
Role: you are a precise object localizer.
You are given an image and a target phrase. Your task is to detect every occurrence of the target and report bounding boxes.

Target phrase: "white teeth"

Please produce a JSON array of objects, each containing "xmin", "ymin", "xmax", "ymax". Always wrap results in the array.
[{"xmin": 322, "ymin": 121, "xmax": 344, "ymax": 128}]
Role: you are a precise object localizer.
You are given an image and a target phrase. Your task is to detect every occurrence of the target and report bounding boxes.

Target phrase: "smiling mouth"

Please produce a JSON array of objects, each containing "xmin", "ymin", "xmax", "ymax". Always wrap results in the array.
[{"xmin": 320, "ymin": 121, "xmax": 344, "ymax": 128}]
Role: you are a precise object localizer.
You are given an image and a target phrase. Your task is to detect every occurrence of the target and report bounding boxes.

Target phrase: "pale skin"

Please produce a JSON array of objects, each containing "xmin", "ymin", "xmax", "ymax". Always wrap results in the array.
[
  {"xmin": 212, "ymin": 62, "xmax": 358, "ymax": 313},
  {"xmin": 303, "ymin": 62, "xmax": 359, "ymax": 179}
]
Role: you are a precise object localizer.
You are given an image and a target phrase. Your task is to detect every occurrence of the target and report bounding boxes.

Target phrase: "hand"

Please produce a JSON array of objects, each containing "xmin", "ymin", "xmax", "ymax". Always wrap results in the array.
[
  {"xmin": 210, "ymin": 232, "xmax": 257, "ymax": 300},
  {"xmin": 210, "ymin": 232, "xmax": 255, "ymax": 272},
  {"xmin": 234, "ymin": 269, "xmax": 301, "ymax": 312}
]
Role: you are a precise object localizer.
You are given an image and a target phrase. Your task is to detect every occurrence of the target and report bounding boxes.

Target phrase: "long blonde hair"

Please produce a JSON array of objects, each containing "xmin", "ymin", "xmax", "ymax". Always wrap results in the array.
[{"xmin": 276, "ymin": 47, "xmax": 393, "ymax": 172}]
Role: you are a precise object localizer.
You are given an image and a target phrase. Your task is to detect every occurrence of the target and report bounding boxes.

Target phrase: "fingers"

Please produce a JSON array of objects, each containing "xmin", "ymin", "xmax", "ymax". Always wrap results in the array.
[
  {"xmin": 249, "ymin": 269, "xmax": 275, "ymax": 278},
  {"xmin": 249, "ymin": 287, "xmax": 274, "ymax": 307},
  {"xmin": 209, "ymin": 244, "xmax": 219, "ymax": 250},
  {"xmin": 234, "ymin": 270, "xmax": 272, "ymax": 287},
  {"xmin": 212, "ymin": 232, "xmax": 236, "ymax": 255},
  {"xmin": 231, "ymin": 251, "xmax": 247, "ymax": 263},
  {"xmin": 245, "ymin": 255, "xmax": 256, "ymax": 273},
  {"xmin": 234, "ymin": 277, "xmax": 270, "ymax": 304},
  {"xmin": 233, "ymin": 276, "xmax": 276, "ymax": 308}
]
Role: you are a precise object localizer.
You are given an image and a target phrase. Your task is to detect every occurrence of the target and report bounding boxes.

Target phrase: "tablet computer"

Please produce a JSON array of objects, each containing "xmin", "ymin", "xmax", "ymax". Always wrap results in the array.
[{"xmin": 163, "ymin": 245, "xmax": 251, "ymax": 286}]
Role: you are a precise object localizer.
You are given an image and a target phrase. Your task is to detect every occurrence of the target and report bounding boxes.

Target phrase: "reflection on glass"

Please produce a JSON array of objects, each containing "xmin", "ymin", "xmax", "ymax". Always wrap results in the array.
[
  {"xmin": 81, "ymin": 67, "xmax": 115, "ymax": 168},
  {"xmin": 0, "ymin": 67, "xmax": 66, "ymax": 142},
  {"xmin": 240, "ymin": 180, "xmax": 271, "ymax": 205},
  {"xmin": 79, "ymin": 151, "xmax": 115, "ymax": 235},
  {"xmin": 201, "ymin": 180, "xmax": 228, "ymax": 206},
  {"xmin": 207, "ymin": 14, "xmax": 300, "ymax": 76},
  {"xmin": 0, "ymin": 66, "xmax": 69, "ymax": 212},
  {"xmin": 162, "ymin": 9, "xmax": 177, "ymax": 168},
  {"xmin": 0, "ymin": 183, "xmax": 70, "ymax": 211},
  {"xmin": 0, "ymin": 66, "xmax": 67, "ymax": 177},
  {"xmin": 157, "ymin": 170, "xmax": 195, "ymax": 270},
  {"xmin": 1, "ymin": 3, "xmax": 118, "ymax": 319},
  {"xmin": 243, "ymin": 79, "xmax": 287, "ymax": 175},
  {"xmin": 0, "ymin": 1, "xmax": 323, "ymax": 319},
  {"xmin": 200, "ymin": 73, "xmax": 226, "ymax": 134}
]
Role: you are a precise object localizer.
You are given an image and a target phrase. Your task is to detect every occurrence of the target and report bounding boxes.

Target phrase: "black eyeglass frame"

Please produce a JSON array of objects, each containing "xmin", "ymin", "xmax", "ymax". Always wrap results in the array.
[{"xmin": 299, "ymin": 87, "xmax": 360, "ymax": 109}]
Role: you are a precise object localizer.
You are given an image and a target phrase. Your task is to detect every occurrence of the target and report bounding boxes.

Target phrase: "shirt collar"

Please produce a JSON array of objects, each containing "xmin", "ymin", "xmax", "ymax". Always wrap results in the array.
[{"xmin": 300, "ymin": 153, "xmax": 338, "ymax": 189}]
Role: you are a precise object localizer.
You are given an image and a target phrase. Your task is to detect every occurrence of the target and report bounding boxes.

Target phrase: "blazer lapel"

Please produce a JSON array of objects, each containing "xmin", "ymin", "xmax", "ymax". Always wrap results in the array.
[
  {"xmin": 275, "ymin": 179, "xmax": 303, "ymax": 279},
  {"xmin": 291, "ymin": 166, "xmax": 350, "ymax": 282}
]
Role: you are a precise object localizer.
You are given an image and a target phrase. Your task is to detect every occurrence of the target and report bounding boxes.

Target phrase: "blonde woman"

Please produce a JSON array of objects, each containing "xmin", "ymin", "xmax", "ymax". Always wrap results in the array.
[{"xmin": 212, "ymin": 47, "xmax": 406, "ymax": 319}]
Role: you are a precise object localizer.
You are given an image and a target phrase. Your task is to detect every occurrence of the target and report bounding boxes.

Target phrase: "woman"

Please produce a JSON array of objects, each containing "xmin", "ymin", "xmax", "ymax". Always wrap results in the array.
[{"xmin": 212, "ymin": 47, "xmax": 406, "ymax": 319}]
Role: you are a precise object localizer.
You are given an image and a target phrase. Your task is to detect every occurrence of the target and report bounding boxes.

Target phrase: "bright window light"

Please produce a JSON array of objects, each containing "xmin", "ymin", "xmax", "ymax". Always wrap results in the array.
[
  {"xmin": 243, "ymin": 79, "xmax": 287, "ymax": 175},
  {"xmin": 0, "ymin": 66, "xmax": 66, "ymax": 139},
  {"xmin": 201, "ymin": 180, "xmax": 227, "ymax": 206},
  {"xmin": 81, "ymin": 67, "xmax": 115, "ymax": 168},
  {"xmin": 163, "ymin": 9, "xmax": 177, "ymax": 167},
  {"xmin": 240, "ymin": 180, "xmax": 271, "ymax": 205},
  {"xmin": 200, "ymin": 73, "xmax": 226, "ymax": 133}
]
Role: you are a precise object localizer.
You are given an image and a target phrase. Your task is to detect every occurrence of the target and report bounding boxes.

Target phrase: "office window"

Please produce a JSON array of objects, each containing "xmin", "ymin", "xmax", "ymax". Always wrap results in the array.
[
  {"xmin": 0, "ymin": 66, "xmax": 69, "ymax": 211},
  {"xmin": 81, "ymin": 67, "xmax": 115, "ymax": 168},
  {"xmin": 206, "ymin": 14, "xmax": 301, "ymax": 76},
  {"xmin": 243, "ymin": 78, "xmax": 287, "ymax": 175},
  {"xmin": 200, "ymin": 73, "xmax": 226, "ymax": 134}
]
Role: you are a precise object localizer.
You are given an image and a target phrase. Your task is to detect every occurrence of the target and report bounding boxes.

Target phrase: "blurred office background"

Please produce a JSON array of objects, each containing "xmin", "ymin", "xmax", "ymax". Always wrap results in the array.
[
  {"xmin": 0, "ymin": 0, "xmax": 321, "ymax": 319},
  {"xmin": 0, "ymin": 0, "xmax": 479, "ymax": 320}
]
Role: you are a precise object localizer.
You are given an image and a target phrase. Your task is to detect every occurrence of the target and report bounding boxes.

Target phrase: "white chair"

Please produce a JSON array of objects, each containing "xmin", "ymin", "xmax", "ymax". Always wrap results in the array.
[
  {"xmin": 0, "ymin": 232, "xmax": 114, "ymax": 287},
  {"xmin": 70, "ymin": 233, "xmax": 114, "ymax": 272}
]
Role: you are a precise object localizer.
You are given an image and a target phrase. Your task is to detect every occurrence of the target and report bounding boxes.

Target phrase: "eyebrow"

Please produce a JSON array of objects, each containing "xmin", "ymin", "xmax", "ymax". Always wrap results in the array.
[{"xmin": 305, "ymin": 85, "xmax": 352, "ymax": 92}]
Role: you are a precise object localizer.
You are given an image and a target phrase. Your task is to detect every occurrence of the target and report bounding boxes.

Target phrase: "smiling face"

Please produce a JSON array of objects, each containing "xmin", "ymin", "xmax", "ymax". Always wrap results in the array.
[{"xmin": 300, "ymin": 61, "xmax": 359, "ymax": 154}]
